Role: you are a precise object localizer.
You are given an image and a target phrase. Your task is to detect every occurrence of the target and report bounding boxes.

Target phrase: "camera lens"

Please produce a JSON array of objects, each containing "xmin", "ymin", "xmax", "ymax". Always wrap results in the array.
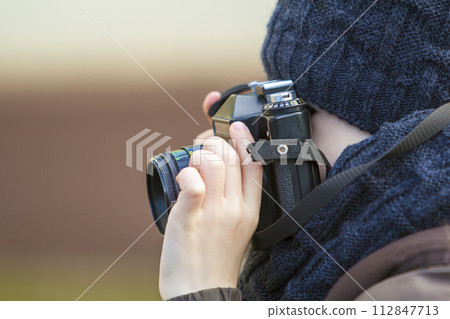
[{"xmin": 146, "ymin": 145, "xmax": 201, "ymax": 235}]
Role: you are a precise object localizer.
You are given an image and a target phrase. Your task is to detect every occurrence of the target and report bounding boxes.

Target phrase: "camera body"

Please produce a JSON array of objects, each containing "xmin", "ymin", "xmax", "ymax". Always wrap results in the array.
[
  {"xmin": 211, "ymin": 80, "xmax": 321, "ymax": 230},
  {"xmin": 147, "ymin": 80, "xmax": 321, "ymax": 235}
]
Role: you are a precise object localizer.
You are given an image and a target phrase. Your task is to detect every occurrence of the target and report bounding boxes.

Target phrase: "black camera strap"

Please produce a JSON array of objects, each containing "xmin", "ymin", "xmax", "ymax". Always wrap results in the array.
[{"xmin": 251, "ymin": 102, "xmax": 450, "ymax": 250}]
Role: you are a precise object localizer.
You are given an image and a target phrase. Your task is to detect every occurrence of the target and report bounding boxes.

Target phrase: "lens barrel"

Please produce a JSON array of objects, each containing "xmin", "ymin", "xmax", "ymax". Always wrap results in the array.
[{"xmin": 146, "ymin": 145, "xmax": 201, "ymax": 234}]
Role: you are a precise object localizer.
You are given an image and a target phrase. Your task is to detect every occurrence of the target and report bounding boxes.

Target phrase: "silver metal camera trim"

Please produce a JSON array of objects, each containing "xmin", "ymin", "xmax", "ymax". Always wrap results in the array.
[
  {"xmin": 267, "ymin": 90, "xmax": 296, "ymax": 103},
  {"xmin": 277, "ymin": 144, "xmax": 289, "ymax": 155}
]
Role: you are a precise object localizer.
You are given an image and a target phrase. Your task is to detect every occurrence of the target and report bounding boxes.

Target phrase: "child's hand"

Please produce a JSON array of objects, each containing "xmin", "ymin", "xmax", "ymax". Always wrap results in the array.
[
  {"xmin": 159, "ymin": 121, "xmax": 262, "ymax": 300},
  {"xmin": 193, "ymin": 91, "xmax": 220, "ymax": 145}
]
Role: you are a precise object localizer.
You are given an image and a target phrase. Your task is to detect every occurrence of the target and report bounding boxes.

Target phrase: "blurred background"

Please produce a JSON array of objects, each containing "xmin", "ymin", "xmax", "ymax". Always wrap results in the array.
[{"xmin": 0, "ymin": 0, "xmax": 277, "ymax": 300}]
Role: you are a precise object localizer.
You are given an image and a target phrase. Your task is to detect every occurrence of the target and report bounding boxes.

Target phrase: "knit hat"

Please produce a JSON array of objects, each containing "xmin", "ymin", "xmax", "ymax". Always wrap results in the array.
[{"xmin": 262, "ymin": 0, "xmax": 449, "ymax": 134}]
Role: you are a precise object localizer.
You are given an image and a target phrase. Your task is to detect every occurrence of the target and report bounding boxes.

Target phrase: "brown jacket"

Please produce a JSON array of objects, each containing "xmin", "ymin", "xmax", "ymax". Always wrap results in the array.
[{"xmin": 169, "ymin": 225, "xmax": 450, "ymax": 301}]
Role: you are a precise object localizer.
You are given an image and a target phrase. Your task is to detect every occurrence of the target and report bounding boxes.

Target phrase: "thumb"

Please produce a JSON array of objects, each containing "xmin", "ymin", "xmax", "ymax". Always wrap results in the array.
[{"xmin": 229, "ymin": 122, "xmax": 263, "ymax": 208}]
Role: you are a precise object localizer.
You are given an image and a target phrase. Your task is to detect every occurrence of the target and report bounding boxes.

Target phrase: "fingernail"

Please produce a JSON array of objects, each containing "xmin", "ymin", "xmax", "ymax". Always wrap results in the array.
[{"xmin": 232, "ymin": 121, "xmax": 247, "ymax": 131}]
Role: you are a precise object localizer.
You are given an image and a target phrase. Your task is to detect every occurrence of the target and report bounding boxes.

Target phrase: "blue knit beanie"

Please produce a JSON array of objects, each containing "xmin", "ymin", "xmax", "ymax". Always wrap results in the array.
[{"xmin": 262, "ymin": 0, "xmax": 449, "ymax": 133}]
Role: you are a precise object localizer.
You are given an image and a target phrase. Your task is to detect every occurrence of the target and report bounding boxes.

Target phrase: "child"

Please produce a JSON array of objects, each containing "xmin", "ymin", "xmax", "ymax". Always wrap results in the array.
[{"xmin": 159, "ymin": 0, "xmax": 449, "ymax": 300}]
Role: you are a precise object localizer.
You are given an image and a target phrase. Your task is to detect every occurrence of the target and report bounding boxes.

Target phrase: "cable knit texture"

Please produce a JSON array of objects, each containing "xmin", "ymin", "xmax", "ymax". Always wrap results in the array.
[
  {"xmin": 239, "ymin": 110, "xmax": 450, "ymax": 300},
  {"xmin": 261, "ymin": 0, "xmax": 449, "ymax": 134},
  {"xmin": 239, "ymin": 0, "xmax": 450, "ymax": 300}
]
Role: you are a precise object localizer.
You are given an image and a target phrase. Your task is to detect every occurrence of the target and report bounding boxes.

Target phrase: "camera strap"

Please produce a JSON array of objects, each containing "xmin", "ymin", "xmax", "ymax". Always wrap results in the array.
[
  {"xmin": 251, "ymin": 102, "xmax": 450, "ymax": 250},
  {"xmin": 246, "ymin": 139, "xmax": 330, "ymax": 167}
]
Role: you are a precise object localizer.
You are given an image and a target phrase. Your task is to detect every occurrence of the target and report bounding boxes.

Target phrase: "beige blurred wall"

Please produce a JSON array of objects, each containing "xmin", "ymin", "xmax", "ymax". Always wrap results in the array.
[
  {"xmin": 1, "ymin": 0, "xmax": 277, "ymax": 94},
  {"xmin": 0, "ymin": 0, "xmax": 278, "ymax": 300}
]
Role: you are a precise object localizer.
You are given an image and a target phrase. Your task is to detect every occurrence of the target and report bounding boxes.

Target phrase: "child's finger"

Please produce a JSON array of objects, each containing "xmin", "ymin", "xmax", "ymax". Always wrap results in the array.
[
  {"xmin": 201, "ymin": 136, "xmax": 242, "ymax": 200},
  {"xmin": 189, "ymin": 150, "xmax": 226, "ymax": 203},
  {"xmin": 175, "ymin": 167, "xmax": 205, "ymax": 211},
  {"xmin": 202, "ymin": 91, "xmax": 221, "ymax": 124},
  {"xmin": 193, "ymin": 129, "xmax": 214, "ymax": 146}
]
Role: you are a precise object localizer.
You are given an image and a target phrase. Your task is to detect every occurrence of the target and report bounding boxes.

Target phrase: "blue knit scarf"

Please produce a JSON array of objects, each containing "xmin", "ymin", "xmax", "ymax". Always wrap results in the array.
[{"xmin": 239, "ymin": 110, "xmax": 450, "ymax": 300}]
